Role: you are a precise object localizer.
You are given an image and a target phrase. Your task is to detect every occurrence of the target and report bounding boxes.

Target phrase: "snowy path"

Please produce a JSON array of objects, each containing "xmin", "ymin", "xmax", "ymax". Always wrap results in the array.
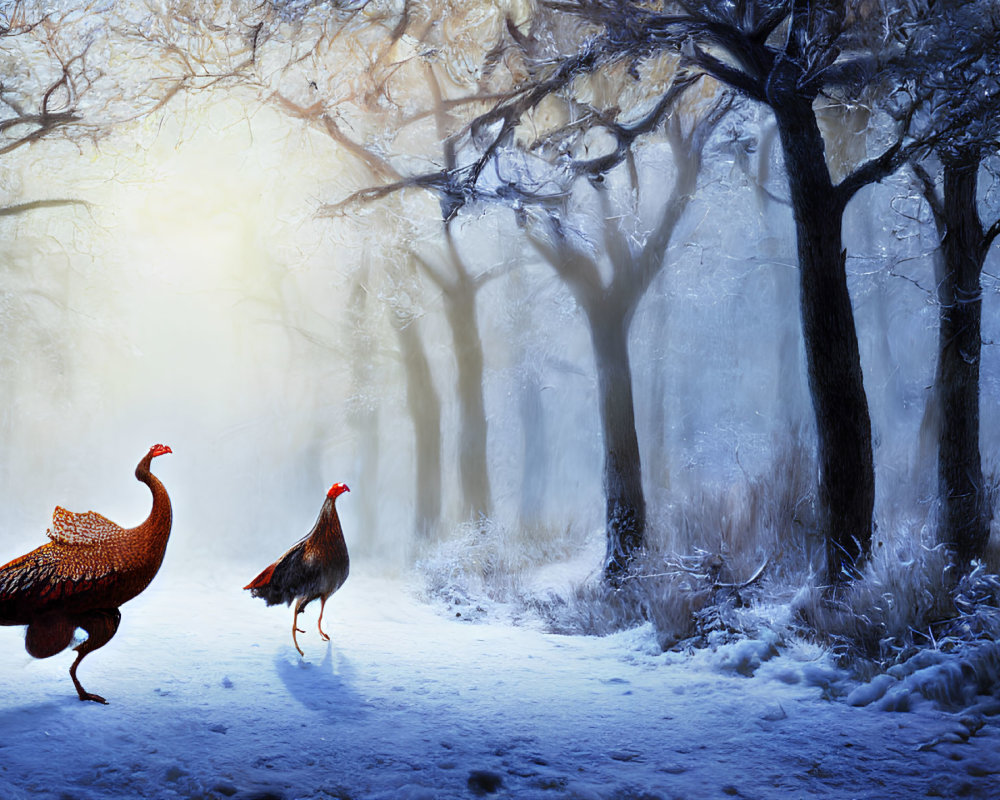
[{"xmin": 0, "ymin": 567, "xmax": 997, "ymax": 800}]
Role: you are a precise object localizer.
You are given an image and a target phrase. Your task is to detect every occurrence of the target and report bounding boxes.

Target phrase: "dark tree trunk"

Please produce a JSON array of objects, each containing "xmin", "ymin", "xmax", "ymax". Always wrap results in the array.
[
  {"xmin": 770, "ymin": 90, "xmax": 874, "ymax": 584},
  {"xmin": 390, "ymin": 312, "xmax": 442, "ymax": 537},
  {"xmin": 589, "ymin": 308, "xmax": 646, "ymax": 582},
  {"xmin": 442, "ymin": 280, "xmax": 492, "ymax": 520},
  {"xmin": 936, "ymin": 161, "xmax": 990, "ymax": 562}
]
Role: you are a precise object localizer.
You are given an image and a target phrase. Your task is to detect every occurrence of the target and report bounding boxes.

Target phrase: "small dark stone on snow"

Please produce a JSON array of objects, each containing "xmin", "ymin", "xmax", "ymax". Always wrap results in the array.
[
  {"xmin": 164, "ymin": 766, "xmax": 187, "ymax": 782},
  {"xmin": 965, "ymin": 761, "xmax": 999, "ymax": 777},
  {"xmin": 209, "ymin": 723, "xmax": 228, "ymax": 734},
  {"xmin": 467, "ymin": 769, "xmax": 503, "ymax": 795},
  {"xmin": 221, "ymin": 676, "xmax": 234, "ymax": 689},
  {"xmin": 211, "ymin": 782, "xmax": 238, "ymax": 797}
]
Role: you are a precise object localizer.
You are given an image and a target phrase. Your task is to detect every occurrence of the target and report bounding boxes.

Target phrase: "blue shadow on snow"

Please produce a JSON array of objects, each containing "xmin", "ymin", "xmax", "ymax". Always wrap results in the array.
[{"xmin": 273, "ymin": 642, "xmax": 363, "ymax": 715}]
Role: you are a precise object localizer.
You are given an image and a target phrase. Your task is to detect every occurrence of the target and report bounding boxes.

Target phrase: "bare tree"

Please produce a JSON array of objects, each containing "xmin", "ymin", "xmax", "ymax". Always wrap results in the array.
[
  {"xmin": 561, "ymin": 0, "xmax": 919, "ymax": 585},
  {"xmin": 328, "ymin": 1, "xmax": 920, "ymax": 583},
  {"xmin": 277, "ymin": 12, "xmax": 522, "ymax": 524},
  {"xmin": 388, "ymin": 264, "xmax": 443, "ymax": 537},
  {"xmin": 411, "ymin": 228, "xmax": 497, "ymax": 521},
  {"xmin": 0, "ymin": 5, "xmax": 93, "ymax": 209},
  {"xmin": 520, "ymin": 75, "xmax": 731, "ymax": 580},
  {"xmin": 905, "ymin": 0, "xmax": 1000, "ymax": 565}
]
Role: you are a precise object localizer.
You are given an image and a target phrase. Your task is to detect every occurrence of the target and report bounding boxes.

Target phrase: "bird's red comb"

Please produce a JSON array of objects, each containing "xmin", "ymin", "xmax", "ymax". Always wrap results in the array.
[{"xmin": 328, "ymin": 483, "xmax": 350, "ymax": 499}]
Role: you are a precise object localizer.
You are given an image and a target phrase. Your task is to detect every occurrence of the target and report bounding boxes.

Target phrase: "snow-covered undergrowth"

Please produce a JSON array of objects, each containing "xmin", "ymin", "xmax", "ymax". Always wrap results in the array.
[
  {"xmin": 418, "ymin": 458, "xmax": 1000, "ymax": 723},
  {"xmin": 418, "ymin": 516, "xmax": 595, "ymax": 624},
  {"xmin": 793, "ymin": 538, "xmax": 1000, "ymax": 712},
  {"xmin": 419, "ymin": 443, "xmax": 818, "ymax": 644}
]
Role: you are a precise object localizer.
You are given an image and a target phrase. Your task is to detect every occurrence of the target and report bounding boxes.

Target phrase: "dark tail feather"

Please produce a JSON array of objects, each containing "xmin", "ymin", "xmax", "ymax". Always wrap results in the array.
[{"xmin": 244, "ymin": 562, "xmax": 277, "ymax": 591}]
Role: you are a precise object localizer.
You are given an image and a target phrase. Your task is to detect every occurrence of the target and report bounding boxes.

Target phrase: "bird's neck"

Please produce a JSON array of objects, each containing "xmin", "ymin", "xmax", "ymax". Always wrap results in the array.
[
  {"xmin": 315, "ymin": 500, "xmax": 346, "ymax": 549},
  {"xmin": 135, "ymin": 455, "xmax": 172, "ymax": 545}
]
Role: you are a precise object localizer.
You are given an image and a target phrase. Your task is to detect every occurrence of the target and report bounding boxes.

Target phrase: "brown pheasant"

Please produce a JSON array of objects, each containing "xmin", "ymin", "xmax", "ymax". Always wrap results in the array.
[
  {"xmin": 0, "ymin": 444, "xmax": 173, "ymax": 704},
  {"xmin": 244, "ymin": 482, "xmax": 350, "ymax": 656}
]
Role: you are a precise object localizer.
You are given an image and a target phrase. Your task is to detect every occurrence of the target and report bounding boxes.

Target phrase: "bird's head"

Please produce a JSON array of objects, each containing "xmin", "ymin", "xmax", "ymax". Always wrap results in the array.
[
  {"xmin": 327, "ymin": 482, "xmax": 350, "ymax": 500},
  {"xmin": 149, "ymin": 444, "xmax": 173, "ymax": 459}
]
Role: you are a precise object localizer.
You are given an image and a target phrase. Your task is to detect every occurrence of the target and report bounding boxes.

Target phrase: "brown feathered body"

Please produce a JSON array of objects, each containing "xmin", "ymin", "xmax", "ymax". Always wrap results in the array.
[
  {"xmin": 0, "ymin": 444, "xmax": 172, "ymax": 703},
  {"xmin": 245, "ymin": 483, "xmax": 349, "ymax": 655}
]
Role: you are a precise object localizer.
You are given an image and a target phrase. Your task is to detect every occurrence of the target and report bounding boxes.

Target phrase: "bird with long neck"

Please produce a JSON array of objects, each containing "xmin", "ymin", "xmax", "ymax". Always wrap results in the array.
[
  {"xmin": 245, "ymin": 482, "xmax": 350, "ymax": 656},
  {"xmin": 0, "ymin": 444, "xmax": 173, "ymax": 703}
]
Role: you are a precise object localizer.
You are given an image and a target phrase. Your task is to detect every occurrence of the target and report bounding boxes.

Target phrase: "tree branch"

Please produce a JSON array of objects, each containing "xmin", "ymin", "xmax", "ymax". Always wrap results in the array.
[
  {"xmin": 984, "ymin": 217, "xmax": 1000, "ymax": 252},
  {"xmin": 319, "ymin": 171, "xmax": 451, "ymax": 217},
  {"xmin": 836, "ymin": 102, "xmax": 919, "ymax": 208},
  {"xmin": 273, "ymin": 92, "xmax": 402, "ymax": 185},
  {"xmin": 680, "ymin": 38, "xmax": 765, "ymax": 101},
  {"xmin": 911, "ymin": 162, "xmax": 943, "ymax": 223},
  {"xmin": 571, "ymin": 71, "xmax": 701, "ymax": 177},
  {"xmin": 410, "ymin": 248, "xmax": 451, "ymax": 292},
  {"xmin": 0, "ymin": 110, "xmax": 78, "ymax": 155},
  {"xmin": 0, "ymin": 198, "xmax": 90, "ymax": 217},
  {"xmin": 596, "ymin": 179, "xmax": 633, "ymax": 275},
  {"xmin": 525, "ymin": 208, "xmax": 603, "ymax": 306}
]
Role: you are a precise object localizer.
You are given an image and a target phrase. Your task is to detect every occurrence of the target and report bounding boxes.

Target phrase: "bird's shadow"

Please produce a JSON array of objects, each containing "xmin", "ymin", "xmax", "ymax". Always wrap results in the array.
[{"xmin": 273, "ymin": 641, "xmax": 363, "ymax": 715}]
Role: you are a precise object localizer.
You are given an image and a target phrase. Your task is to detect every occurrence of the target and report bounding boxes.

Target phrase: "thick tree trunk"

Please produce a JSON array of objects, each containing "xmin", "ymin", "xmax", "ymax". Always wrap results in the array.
[
  {"xmin": 937, "ymin": 162, "xmax": 990, "ymax": 562},
  {"xmin": 443, "ymin": 283, "xmax": 492, "ymax": 520},
  {"xmin": 771, "ymin": 94, "xmax": 874, "ymax": 584},
  {"xmin": 589, "ymin": 309, "xmax": 646, "ymax": 582},
  {"xmin": 390, "ymin": 312, "xmax": 442, "ymax": 538}
]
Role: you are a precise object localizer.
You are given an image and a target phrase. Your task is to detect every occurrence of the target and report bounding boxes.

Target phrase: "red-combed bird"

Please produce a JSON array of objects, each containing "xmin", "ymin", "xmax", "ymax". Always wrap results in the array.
[
  {"xmin": 244, "ymin": 482, "xmax": 350, "ymax": 656},
  {"xmin": 0, "ymin": 444, "xmax": 173, "ymax": 704}
]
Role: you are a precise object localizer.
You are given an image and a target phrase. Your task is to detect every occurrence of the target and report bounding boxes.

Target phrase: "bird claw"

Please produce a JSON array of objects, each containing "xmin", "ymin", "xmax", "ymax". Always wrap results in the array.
[
  {"xmin": 319, "ymin": 632, "xmax": 330, "ymax": 642},
  {"xmin": 78, "ymin": 691, "xmax": 109, "ymax": 705}
]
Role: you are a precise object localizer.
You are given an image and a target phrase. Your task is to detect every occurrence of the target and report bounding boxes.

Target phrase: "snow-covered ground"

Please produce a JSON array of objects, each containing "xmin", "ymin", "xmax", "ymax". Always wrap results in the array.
[{"xmin": 0, "ymin": 563, "xmax": 998, "ymax": 800}]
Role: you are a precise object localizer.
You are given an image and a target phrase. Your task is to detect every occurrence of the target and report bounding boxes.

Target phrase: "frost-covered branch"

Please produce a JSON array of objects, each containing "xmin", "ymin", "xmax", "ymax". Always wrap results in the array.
[{"xmin": 0, "ymin": 198, "xmax": 90, "ymax": 216}]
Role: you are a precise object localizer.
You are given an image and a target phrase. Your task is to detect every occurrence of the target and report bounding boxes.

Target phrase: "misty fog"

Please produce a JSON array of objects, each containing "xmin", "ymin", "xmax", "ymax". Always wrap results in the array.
[
  {"xmin": 0, "ymin": 0, "xmax": 998, "ymax": 627},
  {"xmin": 0, "ymin": 27, "xmax": 991, "ymax": 584},
  {"xmin": 3, "ymin": 4, "xmax": 1000, "ymax": 798}
]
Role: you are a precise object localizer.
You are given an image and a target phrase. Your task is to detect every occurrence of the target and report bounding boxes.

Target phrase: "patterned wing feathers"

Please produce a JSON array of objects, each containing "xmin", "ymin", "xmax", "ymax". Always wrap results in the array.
[
  {"xmin": 46, "ymin": 506, "xmax": 124, "ymax": 546},
  {"xmin": 0, "ymin": 544, "xmax": 118, "ymax": 620}
]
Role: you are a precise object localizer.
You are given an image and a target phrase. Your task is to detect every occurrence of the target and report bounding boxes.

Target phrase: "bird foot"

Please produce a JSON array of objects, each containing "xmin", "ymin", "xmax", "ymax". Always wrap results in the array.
[
  {"xmin": 294, "ymin": 626, "xmax": 306, "ymax": 634},
  {"xmin": 319, "ymin": 631, "xmax": 330, "ymax": 642},
  {"xmin": 77, "ymin": 691, "xmax": 109, "ymax": 705}
]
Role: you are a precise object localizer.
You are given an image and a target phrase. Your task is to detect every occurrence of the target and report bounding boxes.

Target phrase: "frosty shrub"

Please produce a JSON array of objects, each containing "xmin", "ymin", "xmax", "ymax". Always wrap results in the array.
[
  {"xmin": 538, "ymin": 439, "xmax": 822, "ymax": 648},
  {"xmin": 794, "ymin": 529, "xmax": 1000, "ymax": 686},
  {"xmin": 418, "ymin": 516, "xmax": 589, "ymax": 620}
]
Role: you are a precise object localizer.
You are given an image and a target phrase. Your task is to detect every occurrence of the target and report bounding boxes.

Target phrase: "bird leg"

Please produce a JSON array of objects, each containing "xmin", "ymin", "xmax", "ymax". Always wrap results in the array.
[
  {"xmin": 69, "ymin": 608, "xmax": 121, "ymax": 704},
  {"xmin": 292, "ymin": 600, "xmax": 307, "ymax": 657},
  {"xmin": 317, "ymin": 594, "xmax": 330, "ymax": 642}
]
